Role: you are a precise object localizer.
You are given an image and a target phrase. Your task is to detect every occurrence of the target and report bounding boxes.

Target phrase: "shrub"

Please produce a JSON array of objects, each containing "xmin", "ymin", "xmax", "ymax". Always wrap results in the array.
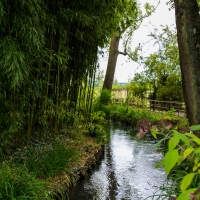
[
  {"xmin": 99, "ymin": 89, "xmax": 111, "ymax": 105},
  {"xmin": 93, "ymin": 89, "xmax": 111, "ymax": 112}
]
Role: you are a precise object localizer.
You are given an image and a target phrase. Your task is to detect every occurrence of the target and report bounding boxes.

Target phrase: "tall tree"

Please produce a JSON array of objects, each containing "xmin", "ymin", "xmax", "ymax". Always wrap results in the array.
[
  {"xmin": 174, "ymin": 0, "xmax": 200, "ymax": 125},
  {"xmin": 102, "ymin": 1, "xmax": 159, "ymax": 90},
  {"xmin": 103, "ymin": 36, "xmax": 121, "ymax": 90}
]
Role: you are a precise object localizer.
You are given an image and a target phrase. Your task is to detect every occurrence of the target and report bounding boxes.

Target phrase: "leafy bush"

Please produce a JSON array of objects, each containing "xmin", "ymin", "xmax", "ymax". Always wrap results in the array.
[
  {"xmin": 108, "ymin": 105, "xmax": 159, "ymax": 128},
  {"xmin": 90, "ymin": 111, "xmax": 106, "ymax": 124},
  {"xmin": 110, "ymin": 105, "xmax": 128, "ymax": 122},
  {"xmin": 87, "ymin": 123, "xmax": 107, "ymax": 143},
  {"xmin": 150, "ymin": 124, "xmax": 200, "ymax": 199},
  {"xmin": 99, "ymin": 89, "xmax": 111, "ymax": 105},
  {"xmin": 93, "ymin": 89, "xmax": 111, "ymax": 112}
]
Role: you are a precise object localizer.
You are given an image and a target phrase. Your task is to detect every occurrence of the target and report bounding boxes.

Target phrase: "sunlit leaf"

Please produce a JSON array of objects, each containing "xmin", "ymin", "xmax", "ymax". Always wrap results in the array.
[
  {"xmin": 178, "ymin": 155, "xmax": 183, "ymax": 165},
  {"xmin": 181, "ymin": 173, "xmax": 196, "ymax": 192},
  {"xmin": 150, "ymin": 129, "xmax": 157, "ymax": 139},
  {"xmin": 190, "ymin": 125, "xmax": 200, "ymax": 131},
  {"xmin": 176, "ymin": 188, "xmax": 197, "ymax": 200},
  {"xmin": 164, "ymin": 149, "xmax": 179, "ymax": 174},
  {"xmin": 172, "ymin": 130, "xmax": 190, "ymax": 146},
  {"xmin": 168, "ymin": 136, "xmax": 180, "ymax": 150},
  {"xmin": 183, "ymin": 147, "xmax": 193, "ymax": 160},
  {"xmin": 153, "ymin": 138, "xmax": 165, "ymax": 150},
  {"xmin": 185, "ymin": 133, "xmax": 200, "ymax": 145},
  {"xmin": 193, "ymin": 163, "xmax": 200, "ymax": 172},
  {"xmin": 194, "ymin": 147, "xmax": 200, "ymax": 154}
]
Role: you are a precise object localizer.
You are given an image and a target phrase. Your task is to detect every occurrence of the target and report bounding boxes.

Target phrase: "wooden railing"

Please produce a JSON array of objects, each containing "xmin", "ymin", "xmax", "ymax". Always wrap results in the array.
[
  {"xmin": 112, "ymin": 98, "xmax": 186, "ymax": 117},
  {"xmin": 148, "ymin": 100, "xmax": 186, "ymax": 117}
]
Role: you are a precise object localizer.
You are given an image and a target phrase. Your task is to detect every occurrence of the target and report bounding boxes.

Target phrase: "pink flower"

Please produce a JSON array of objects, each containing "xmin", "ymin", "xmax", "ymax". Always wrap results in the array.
[
  {"xmin": 144, "ymin": 129, "xmax": 148, "ymax": 133},
  {"xmin": 137, "ymin": 128, "xmax": 148, "ymax": 138},
  {"xmin": 190, "ymin": 193, "xmax": 195, "ymax": 200},
  {"xmin": 137, "ymin": 132, "xmax": 145, "ymax": 138},
  {"xmin": 166, "ymin": 123, "xmax": 173, "ymax": 130},
  {"xmin": 151, "ymin": 125, "xmax": 158, "ymax": 130}
]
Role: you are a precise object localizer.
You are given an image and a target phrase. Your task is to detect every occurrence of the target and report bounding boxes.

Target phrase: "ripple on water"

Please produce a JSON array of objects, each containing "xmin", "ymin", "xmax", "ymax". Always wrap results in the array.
[{"xmin": 69, "ymin": 124, "xmax": 168, "ymax": 200}]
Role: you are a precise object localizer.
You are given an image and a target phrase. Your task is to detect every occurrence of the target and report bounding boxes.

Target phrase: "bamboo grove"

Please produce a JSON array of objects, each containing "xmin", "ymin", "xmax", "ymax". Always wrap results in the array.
[{"xmin": 0, "ymin": 0, "xmax": 132, "ymax": 153}]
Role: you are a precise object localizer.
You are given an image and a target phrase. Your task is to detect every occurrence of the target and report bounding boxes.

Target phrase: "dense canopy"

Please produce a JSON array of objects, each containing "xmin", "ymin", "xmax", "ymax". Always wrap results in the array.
[{"xmin": 0, "ymin": 0, "xmax": 130, "ymax": 149}]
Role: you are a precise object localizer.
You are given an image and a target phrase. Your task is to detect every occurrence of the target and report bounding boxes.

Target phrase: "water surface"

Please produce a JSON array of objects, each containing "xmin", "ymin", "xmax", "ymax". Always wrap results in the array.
[{"xmin": 69, "ymin": 123, "xmax": 168, "ymax": 200}]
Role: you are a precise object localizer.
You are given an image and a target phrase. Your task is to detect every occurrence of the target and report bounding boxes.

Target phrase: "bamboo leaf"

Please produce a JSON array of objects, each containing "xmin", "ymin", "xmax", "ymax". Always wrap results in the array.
[
  {"xmin": 168, "ymin": 136, "xmax": 180, "ymax": 150},
  {"xmin": 180, "ymin": 173, "xmax": 196, "ymax": 192},
  {"xmin": 164, "ymin": 149, "xmax": 179, "ymax": 174}
]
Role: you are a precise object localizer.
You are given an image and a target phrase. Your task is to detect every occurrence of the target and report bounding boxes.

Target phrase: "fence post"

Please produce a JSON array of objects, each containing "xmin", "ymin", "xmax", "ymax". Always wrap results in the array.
[{"xmin": 152, "ymin": 100, "xmax": 155, "ymax": 111}]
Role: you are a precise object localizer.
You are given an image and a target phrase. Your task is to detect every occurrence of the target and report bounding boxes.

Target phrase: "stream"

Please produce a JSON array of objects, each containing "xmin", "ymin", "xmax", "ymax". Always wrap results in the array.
[{"xmin": 68, "ymin": 122, "xmax": 169, "ymax": 200}]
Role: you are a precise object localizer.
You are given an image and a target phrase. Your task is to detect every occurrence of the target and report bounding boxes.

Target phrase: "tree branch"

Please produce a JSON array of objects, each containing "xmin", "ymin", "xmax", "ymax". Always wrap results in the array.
[{"xmin": 119, "ymin": 51, "xmax": 128, "ymax": 56}]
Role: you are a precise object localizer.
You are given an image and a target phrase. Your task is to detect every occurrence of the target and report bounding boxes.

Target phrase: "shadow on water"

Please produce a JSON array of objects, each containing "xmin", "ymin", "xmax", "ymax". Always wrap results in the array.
[{"xmin": 68, "ymin": 122, "xmax": 168, "ymax": 200}]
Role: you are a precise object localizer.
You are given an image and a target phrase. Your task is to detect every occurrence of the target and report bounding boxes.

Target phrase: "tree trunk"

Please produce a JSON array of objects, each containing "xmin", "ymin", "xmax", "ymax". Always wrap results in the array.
[
  {"xmin": 103, "ymin": 36, "xmax": 120, "ymax": 90},
  {"xmin": 174, "ymin": 0, "xmax": 200, "ymax": 125}
]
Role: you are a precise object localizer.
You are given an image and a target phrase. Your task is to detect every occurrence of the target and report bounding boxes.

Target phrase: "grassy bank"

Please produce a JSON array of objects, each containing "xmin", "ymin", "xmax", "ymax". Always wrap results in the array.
[
  {"xmin": 0, "ymin": 122, "xmax": 106, "ymax": 199},
  {"xmin": 1, "ymin": 101, "xmax": 194, "ymax": 200}
]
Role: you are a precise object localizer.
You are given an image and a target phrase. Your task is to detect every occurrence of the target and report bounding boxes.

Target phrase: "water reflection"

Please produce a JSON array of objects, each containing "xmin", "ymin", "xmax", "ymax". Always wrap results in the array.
[{"xmin": 69, "ymin": 123, "xmax": 167, "ymax": 200}]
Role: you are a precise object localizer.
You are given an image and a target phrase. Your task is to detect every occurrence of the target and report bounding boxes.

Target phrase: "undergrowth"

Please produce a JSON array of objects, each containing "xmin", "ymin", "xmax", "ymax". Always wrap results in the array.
[
  {"xmin": 101, "ymin": 104, "xmax": 187, "ymax": 129},
  {"xmin": 0, "ymin": 164, "xmax": 52, "ymax": 200},
  {"xmin": 12, "ymin": 142, "xmax": 78, "ymax": 178}
]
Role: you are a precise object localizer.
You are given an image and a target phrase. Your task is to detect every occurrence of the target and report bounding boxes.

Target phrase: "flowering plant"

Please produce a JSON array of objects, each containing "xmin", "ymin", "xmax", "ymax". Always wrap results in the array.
[{"xmin": 136, "ymin": 118, "xmax": 173, "ymax": 139}]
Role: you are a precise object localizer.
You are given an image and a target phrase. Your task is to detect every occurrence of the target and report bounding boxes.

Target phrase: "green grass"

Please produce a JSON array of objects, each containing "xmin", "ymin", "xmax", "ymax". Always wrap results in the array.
[
  {"xmin": 0, "ymin": 141, "xmax": 79, "ymax": 199},
  {"xmin": 12, "ymin": 141, "xmax": 78, "ymax": 178},
  {"xmin": 0, "ymin": 164, "xmax": 52, "ymax": 200}
]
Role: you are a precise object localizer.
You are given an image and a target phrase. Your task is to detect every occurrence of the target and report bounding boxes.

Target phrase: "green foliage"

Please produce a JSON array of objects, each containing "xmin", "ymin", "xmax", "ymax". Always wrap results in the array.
[
  {"xmin": 90, "ymin": 111, "xmax": 106, "ymax": 124},
  {"xmin": 13, "ymin": 142, "xmax": 77, "ymax": 178},
  {"xmin": 99, "ymin": 89, "xmax": 111, "ymax": 105},
  {"xmin": 135, "ymin": 25, "xmax": 182, "ymax": 101},
  {"xmin": 0, "ymin": 0, "xmax": 128, "ymax": 152},
  {"xmin": 164, "ymin": 149, "xmax": 179, "ymax": 174},
  {"xmin": 104, "ymin": 104, "xmax": 159, "ymax": 127},
  {"xmin": 87, "ymin": 111, "xmax": 107, "ymax": 143},
  {"xmin": 127, "ymin": 73, "xmax": 149, "ymax": 98},
  {"xmin": 93, "ymin": 89, "xmax": 111, "ymax": 113},
  {"xmin": 151, "ymin": 124, "xmax": 200, "ymax": 199},
  {"xmin": 156, "ymin": 85, "xmax": 183, "ymax": 101},
  {"xmin": 0, "ymin": 164, "xmax": 52, "ymax": 200},
  {"xmin": 87, "ymin": 123, "xmax": 107, "ymax": 143}
]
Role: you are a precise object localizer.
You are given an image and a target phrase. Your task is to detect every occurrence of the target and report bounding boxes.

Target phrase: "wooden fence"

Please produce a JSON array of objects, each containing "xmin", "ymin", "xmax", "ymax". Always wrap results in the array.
[{"xmin": 112, "ymin": 98, "xmax": 186, "ymax": 117}]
